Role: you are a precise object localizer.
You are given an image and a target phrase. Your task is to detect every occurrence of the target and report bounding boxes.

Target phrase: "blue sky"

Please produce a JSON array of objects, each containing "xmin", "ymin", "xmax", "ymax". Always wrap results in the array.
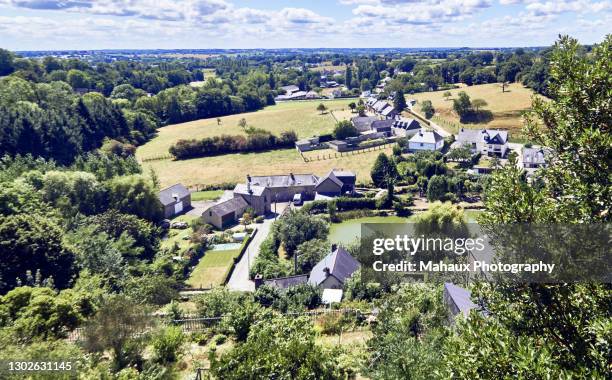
[{"xmin": 0, "ymin": 0, "xmax": 609, "ymax": 50}]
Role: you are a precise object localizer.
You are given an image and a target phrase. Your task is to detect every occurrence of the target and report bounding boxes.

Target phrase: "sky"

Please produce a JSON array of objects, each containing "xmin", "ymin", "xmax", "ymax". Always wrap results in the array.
[{"xmin": 0, "ymin": 0, "xmax": 609, "ymax": 51}]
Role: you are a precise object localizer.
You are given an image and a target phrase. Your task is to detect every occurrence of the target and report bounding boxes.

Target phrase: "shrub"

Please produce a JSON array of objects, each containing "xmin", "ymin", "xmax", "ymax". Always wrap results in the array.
[{"xmin": 152, "ymin": 326, "xmax": 185, "ymax": 364}]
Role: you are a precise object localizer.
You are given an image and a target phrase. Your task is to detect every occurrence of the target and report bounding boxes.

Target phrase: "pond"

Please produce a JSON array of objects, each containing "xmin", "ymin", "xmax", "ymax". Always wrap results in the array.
[
  {"xmin": 327, "ymin": 210, "xmax": 483, "ymax": 246},
  {"xmin": 328, "ymin": 216, "xmax": 413, "ymax": 246}
]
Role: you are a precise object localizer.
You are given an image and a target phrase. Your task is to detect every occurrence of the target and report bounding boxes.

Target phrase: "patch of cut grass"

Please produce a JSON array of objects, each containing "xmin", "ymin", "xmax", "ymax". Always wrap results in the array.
[
  {"xmin": 191, "ymin": 190, "xmax": 224, "ymax": 201},
  {"xmin": 186, "ymin": 248, "xmax": 241, "ymax": 288}
]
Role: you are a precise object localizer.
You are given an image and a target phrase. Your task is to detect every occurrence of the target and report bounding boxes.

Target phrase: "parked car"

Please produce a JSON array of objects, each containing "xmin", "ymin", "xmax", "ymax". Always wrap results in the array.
[{"xmin": 292, "ymin": 193, "xmax": 303, "ymax": 206}]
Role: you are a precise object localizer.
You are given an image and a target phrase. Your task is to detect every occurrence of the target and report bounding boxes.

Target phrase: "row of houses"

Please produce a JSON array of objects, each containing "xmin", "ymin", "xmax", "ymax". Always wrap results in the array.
[
  {"xmin": 202, "ymin": 170, "xmax": 357, "ymax": 229},
  {"xmin": 365, "ymin": 98, "xmax": 399, "ymax": 120}
]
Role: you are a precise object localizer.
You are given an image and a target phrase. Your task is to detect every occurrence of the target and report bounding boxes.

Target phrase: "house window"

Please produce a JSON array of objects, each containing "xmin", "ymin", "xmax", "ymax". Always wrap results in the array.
[{"xmin": 209, "ymin": 211, "xmax": 212, "ymax": 216}]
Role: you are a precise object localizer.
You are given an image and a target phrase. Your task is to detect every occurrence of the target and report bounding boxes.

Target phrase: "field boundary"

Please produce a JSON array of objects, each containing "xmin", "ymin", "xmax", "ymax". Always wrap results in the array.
[{"xmin": 303, "ymin": 143, "xmax": 392, "ymax": 162}]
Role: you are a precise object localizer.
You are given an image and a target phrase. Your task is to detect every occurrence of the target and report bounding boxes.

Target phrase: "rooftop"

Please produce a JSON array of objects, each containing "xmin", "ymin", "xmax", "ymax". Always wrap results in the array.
[
  {"xmin": 158, "ymin": 183, "xmax": 190, "ymax": 206},
  {"xmin": 410, "ymin": 130, "xmax": 444, "ymax": 144},
  {"xmin": 206, "ymin": 197, "xmax": 248, "ymax": 217},
  {"xmin": 309, "ymin": 246, "xmax": 360, "ymax": 286},
  {"xmin": 248, "ymin": 173, "xmax": 318, "ymax": 188}
]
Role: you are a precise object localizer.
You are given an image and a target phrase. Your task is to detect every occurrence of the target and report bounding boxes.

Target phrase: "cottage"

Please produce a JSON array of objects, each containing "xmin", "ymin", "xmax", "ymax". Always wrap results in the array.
[
  {"xmin": 315, "ymin": 170, "xmax": 356, "ymax": 196},
  {"xmin": 202, "ymin": 197, "xmax": 249, "ymax": 229},
  {"xmin": 408, "ymin": 130, "xmax": 444, "ymax": 151},
  {"xmin": 456, "ymin": 128, "xmax": 508, "ymax": 157},
  {"xmin": 233, "ymin": 182, "xmax": 271, "ymax": 216},
  {"xmin": 522, "ymin": 147, "xmax": 551, "ymax": 169},
  {"xmin": 158, "ymin": 184, "xmax": 191, "ymax": 219},
  {"xmin": 308, "ymin": 246, "xmax": 361, "ymax": 289},
  {"xmin": 392, "ymin": 118, "xmax": 421, "ymax": 137}
]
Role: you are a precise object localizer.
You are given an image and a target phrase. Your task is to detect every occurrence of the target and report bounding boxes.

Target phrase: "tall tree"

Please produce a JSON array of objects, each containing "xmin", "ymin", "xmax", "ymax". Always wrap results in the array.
[{"xmin": 393, "ymin": 89, "xmax": 407, "ymax": 112}]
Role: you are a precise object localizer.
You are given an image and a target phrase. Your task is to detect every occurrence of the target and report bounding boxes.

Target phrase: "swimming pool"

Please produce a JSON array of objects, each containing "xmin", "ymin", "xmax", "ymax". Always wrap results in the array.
[{"xmin": 210, "ymin": 243, "xmax": 242, "ymax": 251}]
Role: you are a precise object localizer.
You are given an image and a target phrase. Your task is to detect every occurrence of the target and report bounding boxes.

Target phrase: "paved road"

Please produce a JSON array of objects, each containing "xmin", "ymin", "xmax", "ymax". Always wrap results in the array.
[{"xmin": 226, "ymin": 202, "xmax": 290, "ymax": 291}]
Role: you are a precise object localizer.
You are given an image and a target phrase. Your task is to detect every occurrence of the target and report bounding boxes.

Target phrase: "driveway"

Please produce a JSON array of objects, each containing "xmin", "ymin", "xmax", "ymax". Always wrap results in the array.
[{"xmin": 226, "ymin": 202, "xmax": 290, "ymax": 292}]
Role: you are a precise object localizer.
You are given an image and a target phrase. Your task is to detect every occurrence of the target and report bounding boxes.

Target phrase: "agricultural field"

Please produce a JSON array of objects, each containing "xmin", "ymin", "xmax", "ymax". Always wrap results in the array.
[
  {"xmin": 136, "ymin": 99, "xmax": 355, "ymax": 160},
  {"xmin": 143, "ymin": 146, "xmax": 395, "ymax": 188},
  {"xmin": 409, "ymin": 83, "xmax": 540, "ymax": 141}
]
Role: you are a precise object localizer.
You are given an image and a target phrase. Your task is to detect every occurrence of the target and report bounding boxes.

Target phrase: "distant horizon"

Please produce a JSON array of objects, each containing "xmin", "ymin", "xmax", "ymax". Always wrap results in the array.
[{"xmin": 0, "ymin": 0, "xmax": 609, "ymax": 51}]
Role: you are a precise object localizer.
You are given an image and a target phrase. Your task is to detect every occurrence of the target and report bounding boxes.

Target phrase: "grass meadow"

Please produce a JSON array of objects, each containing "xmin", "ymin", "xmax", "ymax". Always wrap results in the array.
[
  {"xmin": 137, "ymin": 99, "xmax": 356, "ymax": 160},
  {"xmin": 409, "ymin": 83, "xmax": 540, "ymax": 141},
  {"xmin": 186, "ymin": 247, "xmax": 242, "ymax": 288}
]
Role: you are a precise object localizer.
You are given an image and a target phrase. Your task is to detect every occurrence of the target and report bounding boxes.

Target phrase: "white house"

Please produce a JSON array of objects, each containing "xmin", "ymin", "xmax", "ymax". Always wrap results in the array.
[
  {"xmin": 456, "ymin": 128, "xmax": 509, "ymax": 157},
  {"xmin": 408, "ymin": 130, "xmax": 444, "ymax": 151}
]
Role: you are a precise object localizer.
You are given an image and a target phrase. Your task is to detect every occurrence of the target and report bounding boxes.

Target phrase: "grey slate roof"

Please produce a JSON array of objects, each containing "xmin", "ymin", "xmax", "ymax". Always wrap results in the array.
[
  {"xmin": 249, "ymin": 174, "xmax": 318, "ymax": 188},
  {"xmin": 207, "ymin": 197, "xmax": 248, "ymax": 217},
  {"xmin": 373, "ymin": 101, "xmax": 390, "ymax": 113},
  {"xmin": 309, "ymin": 247, "xmax": 360, "ymax": 286},
  {"xmin": 234, "ymin": 183, "xmax": 267, "ymax": 197},
  {"xmin": 159, "ymin": 184, "xmax": 190, "ymax": 206},
  {"xmin": 351, "ymin": 116, "xmax": 377, "ymax": 132},
  {"xmin": 409, "ymin": 130, "xmax": 444, "ymax": 144},
  {"xmin": 393, "ymin": 118, "xmax": 421, "ymax": 131},
  {"xmin": 444, "ymin": 282, "xmax": 477, "ymax": 317},
  {"xmin": 380, "ymin": 107, "xmax": 397, "ymax": 117},
  {"xmin": 458, "ymin": 128, "xmax": 508, "ymax": 145},
  {"xmin": 263, "ymin": 274, "xmax": 308, "ymax": 289},
  {"xmin": 372, "ymin": 119, "xmax": 394, "ymax": 131}
]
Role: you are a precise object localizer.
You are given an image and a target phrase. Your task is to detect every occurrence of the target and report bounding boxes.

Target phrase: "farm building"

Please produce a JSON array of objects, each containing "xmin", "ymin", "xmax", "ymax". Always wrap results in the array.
[
  {"xmin": 246, "ymin": 173, "xmax": 319, "ymax": 202},
  {"xmin": 351, "ymin": 116, "xmax": 378, "ymax": 132},
  {"xmin": 158, "ymin": 183, "xmax": 191, "ymax": 218},
  {"xmin": 457, "ymin": 128, "xmax": 509, "ymax": 157},
  {"xmin": 408, "ymin": 130, "xmax": 444, "ymax": 151},
  {"xmin": 202, "ymin": 197, "xmax": 249, "ymax": 229},
  {"xmin": 315, "ymin": 170, "xmax": 356, "ymax": 196}
]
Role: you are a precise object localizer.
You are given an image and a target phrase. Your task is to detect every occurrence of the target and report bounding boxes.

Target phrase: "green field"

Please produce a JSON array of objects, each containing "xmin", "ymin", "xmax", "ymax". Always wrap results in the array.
[
  {"xmin": 191, "ymin": 189, "xmax": 224, "ymax": 201},
  {"xmin": 409, "ymin": 83, "xmax": 541, "ymax": 140},
  {"xmin": 186, "ymin": 248, "xmax": 241, "ymax": 288},
  {"xmin": 137, "ymin": 99, "xmax": 356, "ymax": 160}
]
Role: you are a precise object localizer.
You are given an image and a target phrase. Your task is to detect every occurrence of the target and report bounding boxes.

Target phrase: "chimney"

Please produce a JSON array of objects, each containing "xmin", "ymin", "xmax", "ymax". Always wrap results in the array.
[
  {"xmin": 290, "ymin": 172, "xmax": 295, "ymax": 180},
  {"xmin": 331, "ymin": 243, "xmax": 337, "ymax": 252},
  {"xmin": 247, "ymin": 174, "xmax": 252, "ymax": 183},
  {"xmin": 254, "ymin": 274, "xmax": 263, "ymax": 289},
  {"xmin": 323, "ymin": 267, "xmax": 331, "ymax": 278}
]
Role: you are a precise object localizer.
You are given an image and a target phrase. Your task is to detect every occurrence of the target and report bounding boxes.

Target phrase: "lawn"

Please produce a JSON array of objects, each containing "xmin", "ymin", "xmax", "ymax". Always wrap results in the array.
[
  {"xmin": 409, "ymin": 83, "xmax": 542, "ymax": 141},
  {"xmin": 160, "ymin": 214, "xmax": 198, "ymax": 252},
  {"xmin": 186, "ymin": 247, "xmax": 242, "ymax": 288},
  {"xmin": 143, "ymin": 145, "xmax": 396, "ymax": 188},
  {"xmin": 136, "ymin": 99, "xmax": 356, "ymax": 160},
  {"xmin": 191, "ymin": 189, "xmax": 224, "ymax": 201}
]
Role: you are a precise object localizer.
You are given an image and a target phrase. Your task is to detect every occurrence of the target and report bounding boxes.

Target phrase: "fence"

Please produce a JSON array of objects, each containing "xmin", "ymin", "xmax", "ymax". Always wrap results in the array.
[
  {"xmin": 303, "ymin": 143, "xmax": 391, "ymax": 162},
  {"xmin": 66, "ymin": 308, "xmax": 370, "ymax": 342},
  {"xmin": 141, "ymin": 154, "xmax": 174, "ymax": 162}
]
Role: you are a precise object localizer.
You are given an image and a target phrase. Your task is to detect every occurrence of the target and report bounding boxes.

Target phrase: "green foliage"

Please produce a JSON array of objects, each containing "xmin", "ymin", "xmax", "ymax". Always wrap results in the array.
[
  {"xmin": 367, "ymin": 283, "xmax": 448, "ymax": 380},
  {"xmin": 332, "ymin": 119, "xmax": 359, "ymax": 140},
  {"xmin": 106, "ymin": 174, "xmax": 163, "ymax": 221},
  {"xmin": 194, "ymin": 287, "xmax": 249, "ymax": 318},
  {"xmin": 426, "ymin": 175, "xmax": 448, "ymax": 201},
  {"xmin": 370, "ymin": 153, "xmax": 398, "ymax": 188},
  {"xmin": 152, "ymin": 326, "xmax": 185, "ymax": 364},
  {"xmin": 420, "ymin": 99, "xmax": 435, "ymax": 119},
  {"xmin": 452, "ymin": 91, "xmax": 472, "ymax": 120},
  {"xmin": 296, "ymin": 238, "xmax": 328, "ymax": 274},
  {"xmin": 0, "ymin": 214, "xmax": 76, "ymax": 293},
  {"xmin": 211, "ymin": 315, "xmax": 342, "ymax": 380},
  {"xmin": 393, "ymin": 89, "xmax": 407, "ymax": 112},
  {"xmin": 272, "ymin": 210, "xmax": 329, "ymax": 256}
]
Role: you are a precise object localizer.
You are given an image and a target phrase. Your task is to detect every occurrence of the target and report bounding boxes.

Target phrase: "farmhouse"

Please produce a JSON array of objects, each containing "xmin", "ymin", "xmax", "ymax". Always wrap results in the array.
[
  {"xmin": 408, "ymin": 130, "xmax": 444, "ymax": 151},
  {"xmin": 351, "ymin": 116, "xmax": 378, "ymax": 132},
  {"xmin": 371, "ymin": 119, "xmax": 394, "ymax": 137},
  {"xmin": 158, "ymin": 183, "xmax": 191, "ymax": 219},
  {"xmin": 308, "ymin": 246, "xmax": 361, "ymax": 289},
  {"xmin": 233, "ymin": 183, "xmax": 271, "ymax": 216},
  {"xmin": 391, "ymin": 118, "xmax": 422, "ymax": 137},
  {"xmin": 202, "ymin": 197, "xmax": 249, "ymax": 229},
  {"xmin": 522, "ymin": 147, "xmax": 551, "ymax": 169},
  {"xmin": 380, "ymin": 106, "xmax": 398, "ymax": 120},
  {"xmin": 246, "ymin": 173, "xmax": 319, "ymax": 202},
  {"xmin": 456, "ymin": 128, "xmax": 509, "ymax": 157}
]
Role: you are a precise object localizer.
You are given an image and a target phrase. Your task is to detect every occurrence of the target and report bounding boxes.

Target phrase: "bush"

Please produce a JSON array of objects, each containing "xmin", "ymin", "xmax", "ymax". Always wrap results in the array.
[
  {"xmin": 152, "ymin": 326, "xmax": 185, "ymax": 364},
  {"xmin": 170, "ymin": 130, "xmax": 297, "ymax": 159},
  {"xmin": 254, "ymin": 215, "xmax": 264, "ymax": 223}
]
